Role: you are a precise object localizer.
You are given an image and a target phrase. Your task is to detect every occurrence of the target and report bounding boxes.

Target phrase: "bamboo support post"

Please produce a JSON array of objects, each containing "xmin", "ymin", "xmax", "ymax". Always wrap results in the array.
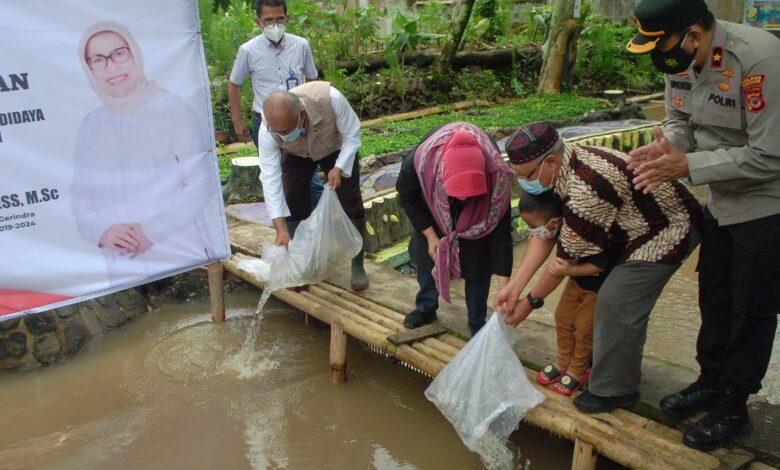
[
  {"xmin": 207, "ymin": 262, "xmax": 225, "ymax": 323},
  {"xmin": 329, "ymin": 322, "xmax": 348, "ymax": 384},
  {"xmin": 571, "ymin": 439, "xmax": 598, "ymax": 470}
]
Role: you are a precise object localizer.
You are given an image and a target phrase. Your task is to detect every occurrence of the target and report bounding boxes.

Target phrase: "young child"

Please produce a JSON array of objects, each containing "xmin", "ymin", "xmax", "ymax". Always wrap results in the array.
[{"xmin": 518, "ymin": 191, "xmax": 614, "ymax": 396}]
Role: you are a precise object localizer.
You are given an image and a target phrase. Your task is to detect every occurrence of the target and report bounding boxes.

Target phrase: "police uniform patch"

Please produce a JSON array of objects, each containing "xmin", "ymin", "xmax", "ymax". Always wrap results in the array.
[
  {"xmin": 674, "ymin": 95, "xmax": 684, "ymax": 108},
  {"xmin": 741, "ymin": 74, "xmax": 766, "ymax": 113},
  {"xmin": 710, "ymin": 46, "xmax": 723, "ymax": 68}
]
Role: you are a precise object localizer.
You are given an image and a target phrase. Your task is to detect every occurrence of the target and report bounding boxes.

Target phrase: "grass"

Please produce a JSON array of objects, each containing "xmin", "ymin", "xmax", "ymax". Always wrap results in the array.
[
  {"xmin": 360, "ymin": 94, "xmax": 609, "ymax": 156},
  {"xmin": 216, "ymin": 93, "xmax": 609, "ymax": 179}
]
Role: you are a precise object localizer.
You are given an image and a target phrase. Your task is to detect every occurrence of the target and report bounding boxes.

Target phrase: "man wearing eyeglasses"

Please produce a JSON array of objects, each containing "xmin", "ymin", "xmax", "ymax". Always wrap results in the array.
[
  {"xmin": 258, "ymin": 81, "xmax": 368, "ymax": 292},
  {"xmin": 228, "ymin": 0, "xmax": 323, "ymax": 203},
  {"xmin": 495, "ymin": 121, "xmax": 701, "ymax": 415}
]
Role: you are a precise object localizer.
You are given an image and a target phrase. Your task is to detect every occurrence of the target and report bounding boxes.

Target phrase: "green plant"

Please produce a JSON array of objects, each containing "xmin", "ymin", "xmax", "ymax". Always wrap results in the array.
[
  {"xmin": 201, "ymin": 0, "xmax": 257, "ymax": 133},
  {"xmin": 450, "ymin": 69, "xmax": 503, "ymax": 101},
  {"xmin": 386, "ymin": 10, "xmax": 444, "ymax": 54},
  {"xmin": 574, "ymin": 15, "xmax": 664, "ymax": 92}
]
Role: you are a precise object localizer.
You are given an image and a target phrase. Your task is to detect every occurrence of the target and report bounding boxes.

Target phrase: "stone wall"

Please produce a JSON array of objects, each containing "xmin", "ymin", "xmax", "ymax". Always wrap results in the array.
[
  {"xmin": 0, "ymin": 289, "xmax": 148, "ymax": 371},
  {"xmin": 0, "ymin": 270, "xmax": 220, "ymax": 372}
]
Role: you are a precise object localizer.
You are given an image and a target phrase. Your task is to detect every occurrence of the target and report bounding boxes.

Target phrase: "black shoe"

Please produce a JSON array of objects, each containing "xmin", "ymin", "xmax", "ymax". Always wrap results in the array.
[
  {"xmin": 573, "ymin": 390, "xmax": 640, "ymax": 414},
  {"xmin": 403, "ymin": 309, "xmax": 437, "ymax": 329},
  {"xmin": 660, "ymin": 378, "xmax": 719, "ymax": 418},
  {"xmin": 682, "ymin": 391, "xmax": 751, "ymax": 452}
]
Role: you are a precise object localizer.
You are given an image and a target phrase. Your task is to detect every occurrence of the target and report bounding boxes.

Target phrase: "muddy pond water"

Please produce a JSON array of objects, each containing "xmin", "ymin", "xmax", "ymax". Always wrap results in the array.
[{"xmin": 0, "ymin": 291, "xmax": 623, "ymax": 470}]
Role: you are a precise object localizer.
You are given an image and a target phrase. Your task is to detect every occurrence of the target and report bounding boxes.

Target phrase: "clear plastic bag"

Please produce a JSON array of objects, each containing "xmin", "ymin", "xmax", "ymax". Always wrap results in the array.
[
  {"xmin": 425, "ymin": 312, "xmax": 544, "ymax": 467},
  {"xmin": 238, "ymin": 187, "xmax": 362, "ymax": 291}
]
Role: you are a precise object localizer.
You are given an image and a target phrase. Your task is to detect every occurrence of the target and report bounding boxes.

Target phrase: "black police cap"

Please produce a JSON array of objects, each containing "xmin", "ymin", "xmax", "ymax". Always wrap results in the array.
[{"xmin": 627, "ymin": 0, "xmax": 710, "ymax": 54}]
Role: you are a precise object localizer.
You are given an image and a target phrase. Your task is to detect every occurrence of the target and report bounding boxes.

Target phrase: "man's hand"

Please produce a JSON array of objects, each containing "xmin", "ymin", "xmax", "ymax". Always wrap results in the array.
[
  {"xmin": 493, "ymin": 278, "xmax": 523, "ymax": 312},
  {"xmin": 627, "ymin": 126, "xmax": 666, "ymax": 171},
  {"xmin": 99, "ymin": 224, "xmax": 140, "ymax": 255},
  {"xmin": 275, "ymin": 229, "xmax": 290, "ymax": 247},
  {"xmin": 504, "ymin": 296, "xmax": 533, "ymax": 327},
  {"xmin": 327, "ymin": 167, "xmax": 342, "ymax": 190},
  {"xmin": 128, "ymin": 224, "xmax": 153, "ymax": 258},
  {"xmin": 233, "ymin": 121, "xmax": 251, "ymax": 143},
  {"xmin": 547, "ymin": 256, "xmax": 576, "ymax": 277},
  {"xmin": 628, "ymin": 127, "xmax": 689, "ymax": 194}
]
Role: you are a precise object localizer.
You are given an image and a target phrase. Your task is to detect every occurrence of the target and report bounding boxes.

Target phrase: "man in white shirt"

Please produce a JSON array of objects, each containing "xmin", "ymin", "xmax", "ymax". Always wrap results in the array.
[
  {"xmin": 229, "ymin": 0, "xmax": 323, "ymax": 203},
  {"xmin": 259, "ymin": 81, "xmax": 368, "ymax": 291}
]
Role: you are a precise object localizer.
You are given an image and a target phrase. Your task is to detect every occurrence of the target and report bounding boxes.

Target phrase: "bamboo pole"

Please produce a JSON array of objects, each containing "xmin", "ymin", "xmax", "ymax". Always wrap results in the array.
[
  {"xmin": 207, "ymin": 262, "xmax": 225, "ymax": 323},
  {"xmin": 330, "ymin": 322, "xmax": 348, "ymax": 384},
  {"xmin": 571, "ymin": 439, "xmax": 597, "ymax": 470}
]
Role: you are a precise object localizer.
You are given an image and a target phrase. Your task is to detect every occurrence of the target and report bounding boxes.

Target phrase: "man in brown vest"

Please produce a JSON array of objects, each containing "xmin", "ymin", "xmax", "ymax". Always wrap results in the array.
[{"xmin": 258, "ymin": 81, "xmax": 368, "ymax": 291}]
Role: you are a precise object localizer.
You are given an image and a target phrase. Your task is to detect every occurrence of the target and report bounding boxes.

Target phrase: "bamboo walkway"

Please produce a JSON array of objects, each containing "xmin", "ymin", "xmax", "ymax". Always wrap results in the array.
[{"xmin": 221, "ymin": 253, "xmax": 772, "ymax": 470}]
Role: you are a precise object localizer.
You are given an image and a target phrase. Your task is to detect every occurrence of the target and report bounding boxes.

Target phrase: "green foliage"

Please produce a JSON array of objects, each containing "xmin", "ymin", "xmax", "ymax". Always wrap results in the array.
[
  {"xmin": 386, "ymin": 10, "xmax": 445, "ymax": 54},
  {"xmin": 525, "ymin": 4, "xmax": 553, "ymax": 43},
  {"xmin": 574, "ymin": 15, "xmax": 664, "ymax": 92},
  {"xmin": 360, "ymin": 94, "xmax": 609, "ymax": 155},
  {"xmin": 450, "ymin": 69, "xmax": 502, "ymax": 101},
  {"xmin": 287, "ymin": 1, "xmax": 383, "ymax": 63},
  {"xmin": 416, "ymin": 1, "xmax": 451, "ymax": 40},
  {"xmin": 200, "ymin": 0, "xmax": 256, "ymax": 132}
]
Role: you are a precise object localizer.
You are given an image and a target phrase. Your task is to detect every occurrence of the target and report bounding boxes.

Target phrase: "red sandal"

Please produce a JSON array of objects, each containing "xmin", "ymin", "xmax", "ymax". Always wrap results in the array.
[
  {"xmin": 551, "ymin": 369, "xmax": 591, "ymax": 396},
  {"xmin": 536, "ymin": 364, "xmax": 565, "ymax": 385}
]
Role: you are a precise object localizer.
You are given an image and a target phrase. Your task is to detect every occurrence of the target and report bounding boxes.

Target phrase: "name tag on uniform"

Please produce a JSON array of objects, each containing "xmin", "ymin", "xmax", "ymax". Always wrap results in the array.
[{"xmin": 285, "ymin": 74, "xmax": 299, "ymax": 90}]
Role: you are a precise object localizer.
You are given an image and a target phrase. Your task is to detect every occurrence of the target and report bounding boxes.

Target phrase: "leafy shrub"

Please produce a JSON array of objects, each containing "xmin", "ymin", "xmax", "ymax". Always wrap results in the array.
[
  {"xmin": 450, "ymin": 69, "xmax": 503, "ymax": 101},
  {"xmin": 574, "ymin": 15, "xmax": 664, "ymax": 93}
]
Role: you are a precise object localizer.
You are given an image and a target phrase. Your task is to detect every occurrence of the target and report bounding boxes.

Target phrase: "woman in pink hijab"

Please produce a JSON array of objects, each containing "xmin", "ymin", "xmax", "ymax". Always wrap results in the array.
[
  {"xmin": 71, "ymin": 22, "xmax": 223, "ymax": 288},
  {"xmin": 396, "ymin": 122, "xmax": 514, "ymax": 336}
]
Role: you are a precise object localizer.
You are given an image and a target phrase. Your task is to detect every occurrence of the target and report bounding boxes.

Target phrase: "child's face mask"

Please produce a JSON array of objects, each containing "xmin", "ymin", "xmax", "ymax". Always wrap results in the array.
[{"xmin": 527, "ymin": 218, "xmax": 561, "ymax": 239}]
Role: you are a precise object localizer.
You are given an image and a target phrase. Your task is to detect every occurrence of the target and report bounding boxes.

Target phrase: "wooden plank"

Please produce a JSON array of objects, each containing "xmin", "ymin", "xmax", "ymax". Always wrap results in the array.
[
  {"xmin": 387, "ymin": 324, "xmax": 448, "ymax": 346},
  {"xmin": 571, "ymin": 438, "xmax": 598, "ymax": 470}
]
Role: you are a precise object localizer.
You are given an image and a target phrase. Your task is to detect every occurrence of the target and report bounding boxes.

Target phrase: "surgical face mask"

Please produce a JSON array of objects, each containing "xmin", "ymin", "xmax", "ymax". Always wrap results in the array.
[
  {"xmin": 273, "ymin": 114, "xmax": 303, "ymax": 142},
  {"xmin": 527, "ymin": 218, "xmax": 561, "ymax": 240},
  {"xmin": 650, "ymin": 32, "xmax": 696, "ymax": 75},
  {"xmin": 516, "ymin": 157, "xmax": 554, "ymax": 195},
  {"xmin": 263, "ymin": 23, "xmax": 286, "ymax": 43},
  {"xmin": 279, "ymin": 125, "xmax": 302, "ymax": 142}
]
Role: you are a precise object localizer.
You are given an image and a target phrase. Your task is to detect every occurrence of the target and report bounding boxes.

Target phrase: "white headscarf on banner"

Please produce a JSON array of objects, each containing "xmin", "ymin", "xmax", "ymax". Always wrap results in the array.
[{"xmin": 78, "ymin": 22, "xmax": 160, "ymax": 115}]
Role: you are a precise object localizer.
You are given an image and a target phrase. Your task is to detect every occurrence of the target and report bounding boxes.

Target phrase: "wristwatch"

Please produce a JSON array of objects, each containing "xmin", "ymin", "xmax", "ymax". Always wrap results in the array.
[{"xmin": 526, "ymin": 292, "xmax": 544, "ymax": 309}]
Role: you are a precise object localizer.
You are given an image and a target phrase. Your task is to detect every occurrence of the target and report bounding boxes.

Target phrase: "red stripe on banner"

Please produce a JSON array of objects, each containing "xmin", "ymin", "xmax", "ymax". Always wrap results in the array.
[{"xmin": 0, "ymin": 289, "xmax": 71, "ymax": 316}]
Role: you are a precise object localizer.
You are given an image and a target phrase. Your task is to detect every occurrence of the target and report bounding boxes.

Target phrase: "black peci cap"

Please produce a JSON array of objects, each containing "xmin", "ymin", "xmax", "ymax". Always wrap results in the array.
[
  {"xmin": 506, "ymin": 121, "xmax": 560, "ymax": 165},
  {"xmin": 627, "ymin": 0, "xmax": 710, "ymax": 54}
]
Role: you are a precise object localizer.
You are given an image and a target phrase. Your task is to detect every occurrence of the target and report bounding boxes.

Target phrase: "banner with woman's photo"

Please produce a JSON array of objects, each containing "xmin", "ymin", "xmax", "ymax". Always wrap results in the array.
[{"xmin": 0, "ymin": 0, "xmax": 231, "ymax": 319}]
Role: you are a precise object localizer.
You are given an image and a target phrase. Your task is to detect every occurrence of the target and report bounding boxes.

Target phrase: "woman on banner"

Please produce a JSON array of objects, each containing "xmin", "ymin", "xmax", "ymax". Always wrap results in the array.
[
  {"xmin": 71, "ymin": 22, "xmax": 221, "ymax": 287},
  {"xmin": 396, "ymin": 122, "xmax": 514, "ymax": 336}
]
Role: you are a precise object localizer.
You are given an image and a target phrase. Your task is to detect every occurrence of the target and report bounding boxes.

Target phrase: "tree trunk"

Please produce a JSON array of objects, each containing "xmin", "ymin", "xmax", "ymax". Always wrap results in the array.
[
  {"xmin": 538, "ymin": 0, "xmax": 579, "ymax": 94},
  {"xmin": 434, "ymin": 0, "xmax": 477, "ymax": 80},
  {"xmin": 222, "ymin": 156, "xmax": 263, "ymax": 205}
]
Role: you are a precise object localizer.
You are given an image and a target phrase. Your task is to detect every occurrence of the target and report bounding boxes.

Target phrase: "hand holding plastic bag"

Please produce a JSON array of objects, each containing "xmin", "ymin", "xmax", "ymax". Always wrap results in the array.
[
  {"xmin": 238, "ymin": 187, "xmax": 362, "ymax": 290},
  {"xmin": 425, "ymin": 312, "xmax": 544, "ymax": 468}
]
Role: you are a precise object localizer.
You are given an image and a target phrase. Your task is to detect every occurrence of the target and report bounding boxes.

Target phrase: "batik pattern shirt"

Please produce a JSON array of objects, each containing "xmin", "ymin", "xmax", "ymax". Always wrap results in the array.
[{"xmin": 555, "ymin": 144, "xmax": 701, "ymax": 265}]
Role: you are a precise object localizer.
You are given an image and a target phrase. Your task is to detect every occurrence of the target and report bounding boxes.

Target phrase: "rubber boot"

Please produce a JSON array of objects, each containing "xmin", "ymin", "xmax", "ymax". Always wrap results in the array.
[{"xmin": 350, "ymin": 217, "xmax": 369, "ymax": 291}]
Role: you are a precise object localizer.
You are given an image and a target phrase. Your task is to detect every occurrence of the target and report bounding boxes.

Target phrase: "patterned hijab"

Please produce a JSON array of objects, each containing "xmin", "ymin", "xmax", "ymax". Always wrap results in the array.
[{"xmin": 414, "ymin": 122, "xmax": 512, "ymax": 303}]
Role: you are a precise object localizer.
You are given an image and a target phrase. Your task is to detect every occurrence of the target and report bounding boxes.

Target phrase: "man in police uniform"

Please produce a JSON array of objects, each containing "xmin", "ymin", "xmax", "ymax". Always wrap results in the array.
[{"xmin": 626, "ymin": 0, "xmax": 780, "ymax": 451}]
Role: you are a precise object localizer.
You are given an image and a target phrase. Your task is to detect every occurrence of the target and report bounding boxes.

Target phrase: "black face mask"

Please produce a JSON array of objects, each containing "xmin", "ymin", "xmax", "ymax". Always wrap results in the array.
[{"xmin": 650, "ymin": 32, "xmax": 697, "ymax": 75}]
